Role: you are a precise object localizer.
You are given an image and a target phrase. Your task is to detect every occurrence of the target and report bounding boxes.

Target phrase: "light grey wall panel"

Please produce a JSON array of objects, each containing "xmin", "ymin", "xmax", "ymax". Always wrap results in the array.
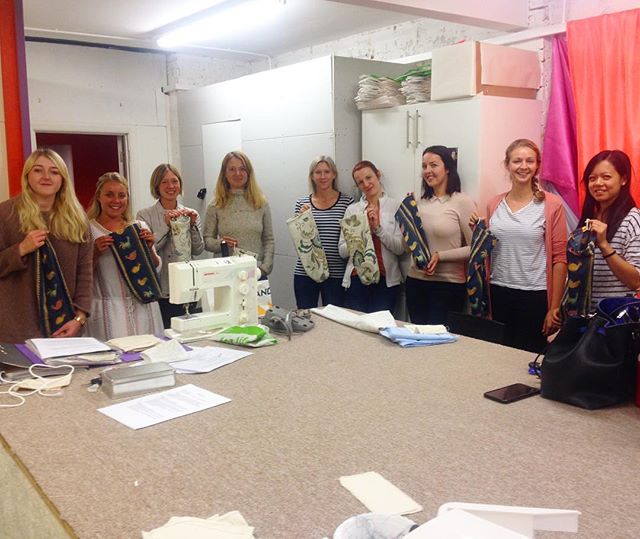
[
  {"xmin": 242, "ymin": 57, "xmax": 334, "ymax": 141},
  {"xmin": 177, "ymin": 79, "xmax": 243, "ymax": 147}
]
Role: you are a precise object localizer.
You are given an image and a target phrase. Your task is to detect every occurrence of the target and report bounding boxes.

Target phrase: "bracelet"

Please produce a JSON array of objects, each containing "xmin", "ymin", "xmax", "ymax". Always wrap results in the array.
[
  {"xmin": 74, "ymin": 315, "xmax": 86, "ymax": 326},
  {"xmin": 603, "ymin": 250, "xmax": 617, "ymax": 259}
]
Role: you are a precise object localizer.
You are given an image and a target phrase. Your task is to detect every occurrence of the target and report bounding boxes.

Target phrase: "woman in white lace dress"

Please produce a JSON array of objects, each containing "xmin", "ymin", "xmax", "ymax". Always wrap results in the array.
[{"xmin": 85, "ymin": 173, "xmax": 163, "ymax": 341}]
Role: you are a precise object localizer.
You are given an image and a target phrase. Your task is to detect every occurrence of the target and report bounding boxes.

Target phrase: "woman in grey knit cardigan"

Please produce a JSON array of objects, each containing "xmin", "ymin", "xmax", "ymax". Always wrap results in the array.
[{"xmin": 203, "ymin": 151, "xmax": 274, "ymax": 277}]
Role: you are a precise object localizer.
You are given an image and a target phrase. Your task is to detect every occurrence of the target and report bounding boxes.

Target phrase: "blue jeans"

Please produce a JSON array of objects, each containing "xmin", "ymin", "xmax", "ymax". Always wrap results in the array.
[
  {"xmin": 405, "ymin": 277, "xmax": 466, "ymax": 325},
  {"xmin": 345, "ymin": 275, "xmax": 399, "ymax": 313},
  {"xmin": 294, "ymin": 275, "xmax": 346, "ymax": 309}
]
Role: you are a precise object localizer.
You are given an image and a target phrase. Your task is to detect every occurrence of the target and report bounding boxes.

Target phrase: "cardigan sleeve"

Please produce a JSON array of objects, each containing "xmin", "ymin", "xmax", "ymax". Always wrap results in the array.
[{"xmin": 548, "ymin": 194, "xmax": 568, "ymax": 265}]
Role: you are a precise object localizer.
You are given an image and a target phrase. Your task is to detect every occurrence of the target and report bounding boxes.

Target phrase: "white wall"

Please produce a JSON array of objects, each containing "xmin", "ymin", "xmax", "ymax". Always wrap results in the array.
[
  {"xmin": 166, "ymin": 53, "xmax": 269, "ymax": 89},
  {"xmin": 273, "ymin": 17, "xmax": 503, "ymax": 67},
  {"xmin": 566, "ymin": 0, "xmax": 640, "ymax": 20},
  {"xmin": 25, "ymin": 42, "xmax": 172, "ymax": 213}
]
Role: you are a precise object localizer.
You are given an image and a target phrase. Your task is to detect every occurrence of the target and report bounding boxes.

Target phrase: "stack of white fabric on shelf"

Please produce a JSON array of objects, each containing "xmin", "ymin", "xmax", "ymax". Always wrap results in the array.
[
  {"xmin": 399, "ymin": 65, "xmax": 432, "ymax": 104},
  {"xmin": 354, "ymin": 75, "xmax": 406, "ymax": 110}
]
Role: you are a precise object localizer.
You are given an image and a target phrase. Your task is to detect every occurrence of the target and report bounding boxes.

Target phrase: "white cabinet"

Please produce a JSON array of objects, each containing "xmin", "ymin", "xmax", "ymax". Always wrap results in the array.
[
  {"xmin": 362, "ymin": 94, "xmax": 543, "ymax": 209},
  {"xmin": 177, "ymin": 56, "xmax": 411, "ymax": 309}
]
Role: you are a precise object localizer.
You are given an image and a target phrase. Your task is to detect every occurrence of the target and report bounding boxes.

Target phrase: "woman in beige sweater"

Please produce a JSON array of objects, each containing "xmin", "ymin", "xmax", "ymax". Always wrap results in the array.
[
  {"xmin": 405, "ymin": 145, "xmax": 476, "ymax": 325},
  {"xmin": 203, "ymin": 151, "xmax": 274, "ymax": 277}
]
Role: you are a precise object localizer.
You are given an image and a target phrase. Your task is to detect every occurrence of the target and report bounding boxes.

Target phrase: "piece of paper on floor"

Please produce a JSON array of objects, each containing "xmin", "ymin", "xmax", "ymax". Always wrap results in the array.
[
  {"xmin": 339, "ymin": 471, "xmax": 423, "ymax": 515},
  {"xmin": 98, "ymin": 384, "xmax": 230, "ymax": 430},
  {"xmin": 169, "ymin": 346, "xmax": 252, "ymax": 374}
]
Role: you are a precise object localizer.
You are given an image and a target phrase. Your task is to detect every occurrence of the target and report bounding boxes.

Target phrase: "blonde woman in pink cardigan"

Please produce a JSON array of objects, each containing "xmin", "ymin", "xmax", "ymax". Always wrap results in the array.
[{"xmin": 473, "ymin": 139, "xmax": 567, "ymax": 352}]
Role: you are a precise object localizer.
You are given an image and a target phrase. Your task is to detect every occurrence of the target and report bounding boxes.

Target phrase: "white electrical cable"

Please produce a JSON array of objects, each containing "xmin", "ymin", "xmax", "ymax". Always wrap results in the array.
[{"xmin": 0, "ymin": 364, "xmax": 74, "ymax": 408}]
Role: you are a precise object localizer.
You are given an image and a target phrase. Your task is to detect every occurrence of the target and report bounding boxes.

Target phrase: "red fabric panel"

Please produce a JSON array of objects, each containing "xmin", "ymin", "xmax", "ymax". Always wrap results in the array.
[{"xmin": 567, "ymin": 9, "xmax": 640, "ymax": 209}]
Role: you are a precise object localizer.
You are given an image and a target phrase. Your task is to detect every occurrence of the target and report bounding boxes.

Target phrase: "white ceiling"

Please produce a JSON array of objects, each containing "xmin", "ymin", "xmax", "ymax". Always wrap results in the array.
[{"xmin": 23, "ymin": 0, "xmax": 422, "ymax": 58}]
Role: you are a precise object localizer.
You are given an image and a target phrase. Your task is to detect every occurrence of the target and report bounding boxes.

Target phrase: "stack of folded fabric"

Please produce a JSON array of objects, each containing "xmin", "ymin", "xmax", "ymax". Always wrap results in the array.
[
  {"xmin": 354, "ymin": 75, "xmax": 406, "ymax": 110},
  {"xmin": 399, "ymin": 65, "xmax": 432, "ymax": 104},
  {"xmin": 380, "ymin": 324, "xmax": 457, "ymax": 348}
]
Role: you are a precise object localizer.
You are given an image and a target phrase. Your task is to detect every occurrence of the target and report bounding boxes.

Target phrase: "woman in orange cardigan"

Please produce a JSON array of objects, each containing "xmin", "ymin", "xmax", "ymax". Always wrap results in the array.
[{"xmin": 474, "ymin": 139, "xmax": 568, "ymax": 352}]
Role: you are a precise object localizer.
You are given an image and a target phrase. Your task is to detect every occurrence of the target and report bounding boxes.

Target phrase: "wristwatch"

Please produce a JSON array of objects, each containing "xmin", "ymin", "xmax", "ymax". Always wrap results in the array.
[{"xmin": 74, "ymin": 315, "xmax": 86, "ymax": 326}]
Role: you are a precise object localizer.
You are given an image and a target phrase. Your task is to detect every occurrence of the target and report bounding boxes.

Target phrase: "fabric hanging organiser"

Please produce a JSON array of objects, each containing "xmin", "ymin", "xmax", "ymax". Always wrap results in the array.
[
  {"xmin": 466, "ymin": 219, "xmax": 497, "ymax": 318},
  {"xmin": 169, "ymin": 215, "xmax": 192, "ymax": 263},
  {"xmin": 109, "ymin": 224, "xmax": 162, "ymax": 304},
  {"xmin": 340, "ymin": 212, "xmax": 380, "ymax": 286},
  {"xmin": 35, "ymin": 239, "xmax": 76, "ymax": 336},
  {"xmin": 286, "ymin": 209, "xmax": 330, "ymax": 283},
  {"xmin": 394, "ymin": 194, "xmax": 431, "ymax": 270},
  {"xmin": 560, "ymin": 226, "xmax": 596, "ymax": 319}
]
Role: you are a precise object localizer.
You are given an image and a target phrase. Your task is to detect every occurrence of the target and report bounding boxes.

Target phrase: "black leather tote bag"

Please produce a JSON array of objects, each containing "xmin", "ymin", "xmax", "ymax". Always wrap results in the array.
[{"xmin": 541, "ymin": 297, "xmax": 640, "ymax": 409}]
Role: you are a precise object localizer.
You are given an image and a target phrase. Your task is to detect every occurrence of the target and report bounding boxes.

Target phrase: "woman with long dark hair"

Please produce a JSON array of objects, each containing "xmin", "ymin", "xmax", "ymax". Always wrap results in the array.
[
  {"xmin": 579, "ymin": 150, "xmax": 640, "ymax": 308},
  {"xmin": 405, "ymin": 145, "xmax": 476, "ymax": 324}
]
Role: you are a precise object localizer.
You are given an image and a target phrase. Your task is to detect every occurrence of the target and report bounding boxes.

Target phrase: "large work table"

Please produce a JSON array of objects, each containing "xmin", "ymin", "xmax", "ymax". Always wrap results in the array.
[{"xmin": 2, "ymin": 315, "xmax": 640, "ymax": 538}]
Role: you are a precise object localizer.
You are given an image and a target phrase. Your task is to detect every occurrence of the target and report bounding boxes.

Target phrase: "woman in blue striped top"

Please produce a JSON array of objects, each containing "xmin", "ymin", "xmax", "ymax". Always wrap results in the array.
[
  {"xmin": 579, "ymin": 150, "xmax": 640, "ymax": 309},
  {"xmin": 293, "ymin": 156, "xmax": 353, "ymax": 308}
]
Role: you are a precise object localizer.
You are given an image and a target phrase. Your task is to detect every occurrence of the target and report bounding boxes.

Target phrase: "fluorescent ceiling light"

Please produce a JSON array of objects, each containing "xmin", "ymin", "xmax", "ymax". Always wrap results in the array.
[{"xmin": 157, "ymin": 0, "xmax": 282, "ymax": 48}]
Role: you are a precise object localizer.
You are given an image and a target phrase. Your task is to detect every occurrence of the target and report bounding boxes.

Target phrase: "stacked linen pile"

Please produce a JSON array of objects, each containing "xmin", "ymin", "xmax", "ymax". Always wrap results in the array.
[
  {"xmin": 380, "ymin": 323, "xmax": 456, "ymax": 348},
  {"xmin": 399, "ymin": 65, "xmax": 432, "ymax": 104},
  {"xmin": 354, "ymin": 75, "xmax": 406, "ymax": 110}
]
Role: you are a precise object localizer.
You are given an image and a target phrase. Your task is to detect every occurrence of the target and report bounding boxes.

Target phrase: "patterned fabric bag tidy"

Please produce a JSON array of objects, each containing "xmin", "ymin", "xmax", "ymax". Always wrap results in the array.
[
  {"xmin": 340, "ymin": 212, "xmax": 380, "ymax": 286},
  {"xmin": 287, "ymin": 209, "xmax": 329, "ymax": 283},
  {"xmin": 109, "ymin": 224, "xmax": 162, "ymax": 304},
  {"xmin": 169, "ymin": 215, "xmax": 192, "ymax": 263},
  {"xmin": 394, "ymin": 194, "xmax": 431, "ymax": 270},
  {"xmin": 560, "ymin": 225, "xmax": 597, "ymax": 318},
  {"xmin": 35, "ymin": 239, "xmax": 76, "ymax": 336},
  {"xmin": 466, "ymin": 220, "xmax": 498, "ymax": 317}
]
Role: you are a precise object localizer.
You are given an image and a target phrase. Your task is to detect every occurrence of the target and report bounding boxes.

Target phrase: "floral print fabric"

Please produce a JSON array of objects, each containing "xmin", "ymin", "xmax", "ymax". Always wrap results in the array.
[
  {"xmin": 287, "ymin": 209, "xmax": 330, "ymax": 283},
  {"xmin": 340, "ymin": 213, "xmax": 380, "ymax": 286}
]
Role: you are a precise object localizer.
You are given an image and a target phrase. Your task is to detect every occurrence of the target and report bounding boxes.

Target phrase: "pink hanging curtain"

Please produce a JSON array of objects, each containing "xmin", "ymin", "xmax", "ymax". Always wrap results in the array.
[
  {"xmin": 540, "ymin": 36, "xmax": 579, "ymax": 216},
  {"xmin": 567, "ymin": 9, "xmax": 640, "ymax": 208}
]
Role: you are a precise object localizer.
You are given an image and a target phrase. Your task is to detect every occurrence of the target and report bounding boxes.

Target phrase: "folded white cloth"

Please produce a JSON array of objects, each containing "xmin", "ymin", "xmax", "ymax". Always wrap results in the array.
[
  {"xmin": 312, "ymin": 305, "xmax": 397, "ymax": 333},
  {"xmin": 142, "ymin": 511, "xmax": 254, "ymax": 539}
]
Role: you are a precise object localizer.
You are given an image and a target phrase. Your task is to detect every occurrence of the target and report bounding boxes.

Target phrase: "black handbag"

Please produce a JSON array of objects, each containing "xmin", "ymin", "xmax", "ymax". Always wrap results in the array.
[{"xmin": 540, "ymin": 297, "xmax": 640, "ymax": 409}]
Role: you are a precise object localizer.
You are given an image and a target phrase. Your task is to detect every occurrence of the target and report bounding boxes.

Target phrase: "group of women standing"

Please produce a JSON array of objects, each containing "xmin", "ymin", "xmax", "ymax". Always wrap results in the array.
[{"xmin": 1, "ymin": 141, "xmax": 639, "ymax": 354}]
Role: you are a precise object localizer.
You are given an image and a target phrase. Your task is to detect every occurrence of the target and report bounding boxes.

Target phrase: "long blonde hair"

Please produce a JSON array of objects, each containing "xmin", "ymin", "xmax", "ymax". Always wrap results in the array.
[
  {"xmin": 504, "ymin": 139, "xmax": 545, "ymax": 202},
  {"xmin": 87, "ymin": 172, "xmax": 134, "ymax": 224},
  {"xmin": 16, "ymin": 148, "xmax": 88, "ymax": 243},
  {"xmin": 213, "ymin": 151, "xmax": 266, "ymax": 209}
]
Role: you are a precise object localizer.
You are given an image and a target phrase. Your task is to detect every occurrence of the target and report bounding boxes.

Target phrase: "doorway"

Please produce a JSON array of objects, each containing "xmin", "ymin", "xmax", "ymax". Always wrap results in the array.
[{"xmin": 35, "ymin": 132, "xmax": 127, "ymax": 209}]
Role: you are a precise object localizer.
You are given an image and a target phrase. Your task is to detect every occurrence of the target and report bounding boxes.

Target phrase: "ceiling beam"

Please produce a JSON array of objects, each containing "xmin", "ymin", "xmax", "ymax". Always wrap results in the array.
[{"xmin": 331, "ymin": 0, "xmax": 529, "ymax": 31}]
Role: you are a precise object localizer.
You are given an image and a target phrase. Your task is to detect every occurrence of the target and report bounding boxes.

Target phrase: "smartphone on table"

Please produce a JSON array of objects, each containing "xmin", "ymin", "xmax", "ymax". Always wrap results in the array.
[{"xmin": 484, "ymin": 383, "xmax": 540, "ymax": 404}]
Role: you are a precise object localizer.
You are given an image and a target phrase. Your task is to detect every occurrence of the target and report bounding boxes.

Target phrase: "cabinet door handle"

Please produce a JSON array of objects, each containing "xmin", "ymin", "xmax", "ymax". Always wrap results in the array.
[
  {"xmin": 415, "ymin": 110, "xmax": 421, "ymax": 148},
  {"xmin": 406, "ymin": 111, "xmax": 412, "ymax": 148}
]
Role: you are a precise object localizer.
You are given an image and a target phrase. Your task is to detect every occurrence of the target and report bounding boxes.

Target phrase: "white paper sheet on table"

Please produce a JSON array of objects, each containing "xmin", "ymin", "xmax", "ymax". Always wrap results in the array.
[
  {"xmin": 98, "ymin": 384, "xmax": 230, "ymax": 430},
  {"xmin": 169, "ymin": 347, "xmax": 252, "ymax": 374},
  {"xmin": 339, "ymin": 471, "xmax": 423, "ymax": 515},
  {"xmin": 311, "ymin": 305, "xmax": 397, "ymax": 333}
]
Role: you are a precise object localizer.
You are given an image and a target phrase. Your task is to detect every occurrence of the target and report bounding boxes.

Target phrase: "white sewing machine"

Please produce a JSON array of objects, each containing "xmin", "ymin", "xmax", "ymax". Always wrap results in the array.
[{"xmin": 166, "ymin": 255, "xmax": 260, "ymax": 340}]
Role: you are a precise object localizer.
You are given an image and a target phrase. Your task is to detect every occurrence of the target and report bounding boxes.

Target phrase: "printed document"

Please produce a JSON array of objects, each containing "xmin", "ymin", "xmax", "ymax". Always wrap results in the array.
[{"xmin": 98, "ymin": 384, "xmax": 230, "ymax": 429}]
